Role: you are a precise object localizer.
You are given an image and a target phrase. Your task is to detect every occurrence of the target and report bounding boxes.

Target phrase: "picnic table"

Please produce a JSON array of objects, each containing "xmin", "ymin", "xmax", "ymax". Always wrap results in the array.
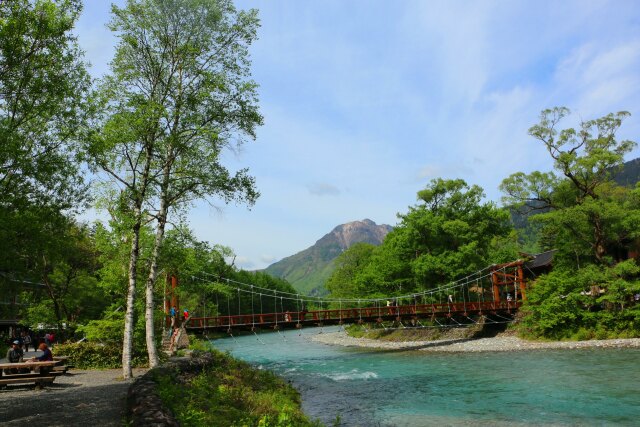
[
  {"xmin": 52, "ymin": 355, "xmax": 73, "ymax": 373},
  {"xmin": 0, "ymin": 360, "xmax": 60, "ymax": 389}
]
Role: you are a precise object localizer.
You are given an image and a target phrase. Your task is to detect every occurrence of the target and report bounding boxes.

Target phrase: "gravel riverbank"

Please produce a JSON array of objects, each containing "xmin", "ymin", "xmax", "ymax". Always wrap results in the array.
[
  {"xmin": 0, "ymin": 368, "xmax": 147, "ymax": 426},
  {"xmin": 311, "ymin": 330, "xmax": 640, "ymax": 352}
]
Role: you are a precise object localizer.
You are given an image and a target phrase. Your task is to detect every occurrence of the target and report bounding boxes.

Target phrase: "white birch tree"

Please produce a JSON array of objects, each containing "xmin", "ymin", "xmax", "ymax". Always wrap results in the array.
[{"xmin": 88, "ymin": 0, "xmax": 262, "ymax": 375}]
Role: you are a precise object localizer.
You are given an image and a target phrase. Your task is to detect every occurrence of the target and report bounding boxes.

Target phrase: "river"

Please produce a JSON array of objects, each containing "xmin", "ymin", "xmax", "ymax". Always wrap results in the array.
[{"xmin": 212, "ymin": 326, "xmax": 640, "ymax": 426}]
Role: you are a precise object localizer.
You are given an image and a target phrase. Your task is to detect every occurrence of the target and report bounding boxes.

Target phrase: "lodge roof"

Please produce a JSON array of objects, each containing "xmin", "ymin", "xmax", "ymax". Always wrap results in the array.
[{"xmin": 523, "ymin": 249, "xmax": 556, "ymax": 270}]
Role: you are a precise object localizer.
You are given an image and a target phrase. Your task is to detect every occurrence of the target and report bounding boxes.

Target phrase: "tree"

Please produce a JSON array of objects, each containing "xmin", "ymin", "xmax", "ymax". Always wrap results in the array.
[
  {"xmin": 327, "ymin": 179, "xmax": 512, "ymax": 300},
  {"xmin": 88, "ymin": 0, "xmax": 262, "ymax": 376},
  {"xmin": 0, "ymin": 0, "xmax": 90, "ymax": 280},
  {"xmin": 326, "ymin": 243, "xmax": 376, "ymax": 299},
  {"xmin": 21, "ymin": 221, "xmax": 106, "ymax": 332},
  {"xmin": 396, "ymin": 179, "xmax": 510, "ymax": 291},
  {"xmin": 518, "ymin": 260, "xmax": 640, "ymax": 339},
  {"xmin": 500, "ymin": 107, "xmax": 639, "ymax": 265},
  {"xmin": 501, "ymin": 108, "xmax": 640, "ymax": 339}
]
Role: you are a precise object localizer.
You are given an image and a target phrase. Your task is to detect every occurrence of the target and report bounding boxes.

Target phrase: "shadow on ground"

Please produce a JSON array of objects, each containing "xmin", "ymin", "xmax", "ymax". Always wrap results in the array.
[{"xmin": 0, "ymin": 380, "xmax": 130, "ymax": 426}]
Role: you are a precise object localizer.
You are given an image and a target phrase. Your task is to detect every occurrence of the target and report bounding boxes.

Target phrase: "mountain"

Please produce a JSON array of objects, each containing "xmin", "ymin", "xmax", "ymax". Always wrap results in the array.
[
  {"xmin": 263, "ymin": 219, "xmax": 392, "ymax": 296},
  {"xmin": 613, "ymin": 157, "xmax": 640, "ymax": 187}
]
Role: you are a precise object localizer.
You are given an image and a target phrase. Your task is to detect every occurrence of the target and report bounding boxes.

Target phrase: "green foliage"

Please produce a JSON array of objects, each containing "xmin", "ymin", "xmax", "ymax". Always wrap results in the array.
[
  {"xmin": 327, "ymin": 179, "xmax": 512, "ymax": 299},
  {"xmin": 0, "ymin": 0, "xmax": 90, "ymax": 211},
  {"xmin": 0, "ymin": 0, "xmax": 94, "ymax": 327},
  {"xmin": 77, "ymin": 317, "xmax": 126, "ymax": 344},
  {"xmin": 501, "ymin": 107, "xmax": 638, "ymax": 266},
  {"xmin": 1, "ymin": 219, "xmax": 109, "ymax": 333},
  {"xmin": 158, "ymin": 229, "xmax": 301, "ymax": 317},
  {"xmin": 53, "ymin": 342, "xmax": 149, "ymax": 369},
  {"xmin": 19, "ymin": 222, "xmax": 105, "ymax": 330},
  {"xmin": 325, "ymin": 243, "xmax": 375, "ymax": 299},
  {"xmin": 519, "ymin": 261, "xmax": 640, "ymax": 339},
  {"xmin": 500, "ymin": 107, "xmax": 640, "ymax": 339},
  {"xmin": 154, "ymin": 349, "xmax": 322, "ymax": 426}
]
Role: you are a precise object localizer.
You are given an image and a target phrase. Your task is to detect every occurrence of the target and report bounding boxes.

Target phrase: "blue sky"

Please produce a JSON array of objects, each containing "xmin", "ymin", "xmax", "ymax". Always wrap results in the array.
[{"xmin": 75, "ymin": 0, "xmax": 640, "ymax": 270}]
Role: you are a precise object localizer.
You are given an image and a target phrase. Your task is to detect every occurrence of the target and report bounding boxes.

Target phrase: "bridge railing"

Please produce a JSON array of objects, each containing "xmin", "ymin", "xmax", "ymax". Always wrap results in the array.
[{"xmin": 187, "ymin": 300, "xmax": 522, "ymax": 329}]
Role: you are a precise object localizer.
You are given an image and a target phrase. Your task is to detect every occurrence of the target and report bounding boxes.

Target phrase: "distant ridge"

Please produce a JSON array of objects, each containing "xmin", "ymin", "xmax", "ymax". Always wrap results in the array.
[
  {"xmin": 264, "ymin": 219, "xmax": 392, "ymax": 296},
  {"xmin": 613, "ymin": 157, "xmax": 640, "ymax": 187}
]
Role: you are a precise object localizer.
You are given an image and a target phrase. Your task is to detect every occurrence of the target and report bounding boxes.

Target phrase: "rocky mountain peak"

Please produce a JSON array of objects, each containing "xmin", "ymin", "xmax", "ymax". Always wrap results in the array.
[
  {"xmin": 328, "ymin": 219, "xmax": 392, "ymax": 250},
  {"xmin": 264, "ymin": 219, "xmax": 393, "ymax": 295}
]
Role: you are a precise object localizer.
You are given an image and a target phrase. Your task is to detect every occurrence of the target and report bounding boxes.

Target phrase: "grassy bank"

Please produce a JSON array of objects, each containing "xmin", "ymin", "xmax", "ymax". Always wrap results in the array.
[{"xmin": 154, "ymin": 342, "xmax": 323, "ymax": 427}]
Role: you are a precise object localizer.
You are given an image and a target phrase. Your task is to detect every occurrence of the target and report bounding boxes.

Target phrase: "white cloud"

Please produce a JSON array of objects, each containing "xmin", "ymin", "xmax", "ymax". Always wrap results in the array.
[
  {"xmin": 260, "ymin": 255, "xmax": 278, "ymax": 264},
  {"xmin": 307, "ymin": 183, "xmax": 341, "ymax": 196}
]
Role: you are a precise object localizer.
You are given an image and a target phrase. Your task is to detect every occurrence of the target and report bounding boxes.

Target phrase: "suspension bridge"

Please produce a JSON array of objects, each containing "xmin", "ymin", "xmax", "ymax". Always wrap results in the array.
[{"xmin": 175, "ymin": 258, "xmax": 533, "ymax": 334}]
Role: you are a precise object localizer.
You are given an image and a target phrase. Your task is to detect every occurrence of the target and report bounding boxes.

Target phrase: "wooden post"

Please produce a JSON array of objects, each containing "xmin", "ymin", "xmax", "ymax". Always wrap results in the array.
[
  {"xmin": 171, "ymin": 275, "xmax": 179, "ymax": 326},
  {"xmin": 171, "ymin": 275, "xmax": 179, "ymax": 312},
  {"xmin": 491, "ymin": 271, "xmax": 501, "ymax": 303},
  {"xmin": 517, "ymin": 264, "xmax": 527, "ymax": 301},
  {"xmin": 164, "ymin": 274, "xmax": 170, "ymax": 327},
  {"xmin": 164, "ymin": 275, "xmax": 179, "ymax": 327}
]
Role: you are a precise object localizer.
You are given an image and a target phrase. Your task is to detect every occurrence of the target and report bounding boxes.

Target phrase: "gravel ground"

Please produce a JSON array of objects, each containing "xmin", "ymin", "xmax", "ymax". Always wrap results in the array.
[
  {"xmin": 311, "ymin": 330, "xmax": 640, "ymax": 352},
  {"xmin": 0, "ymin": 364, "xmax": 147, "ymax": 427}
]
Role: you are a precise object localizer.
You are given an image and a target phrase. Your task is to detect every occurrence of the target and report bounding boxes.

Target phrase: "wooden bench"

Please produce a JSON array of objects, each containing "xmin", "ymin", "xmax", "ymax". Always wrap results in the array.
[
  {"xmin": 0, "ymin": 360, "xmax": 60, "ymax": 389},
  {"xmin": 0, "ymin": 376, "xmax": 56, "ymax": 388},
  {"xmin": 52, "ymin": 356, "xmax": 73, "ymax": 373}
]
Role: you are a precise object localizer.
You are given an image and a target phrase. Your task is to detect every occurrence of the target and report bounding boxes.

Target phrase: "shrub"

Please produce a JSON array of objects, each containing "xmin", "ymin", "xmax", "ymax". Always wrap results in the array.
[
  {"xmin": 518, "ymin": 263, "xmax": 640, "ymax": 339},
  {"xmin": 53, "ymin": 342, "xmax": 150, "ymax": 369},
  {"xmin": 154, "ymin": 348, "xmax": 323, "ymax": 427}
]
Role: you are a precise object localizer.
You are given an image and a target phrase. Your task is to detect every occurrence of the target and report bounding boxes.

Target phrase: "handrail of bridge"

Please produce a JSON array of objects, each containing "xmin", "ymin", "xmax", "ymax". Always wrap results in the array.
[{"xmin": 186, "ymin": 300, "xmax": 522, "ymax": 330}]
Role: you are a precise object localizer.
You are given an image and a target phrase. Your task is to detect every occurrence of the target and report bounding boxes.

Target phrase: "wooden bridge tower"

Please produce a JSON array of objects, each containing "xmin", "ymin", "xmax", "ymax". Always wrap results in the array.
[
  {"xmin": 490, "ymin": 260, "xmax": 526, "ymax": 303},
  {"xmin": 164, "ymin": 274, "xmax": 179, "ymax": 327}
]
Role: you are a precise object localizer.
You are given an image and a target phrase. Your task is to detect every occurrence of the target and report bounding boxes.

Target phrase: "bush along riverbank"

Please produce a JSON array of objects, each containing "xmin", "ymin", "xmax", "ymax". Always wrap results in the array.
[
  {"xmin": 54, "ymin": 342, "xmax": 151, "ymax": 369},
  {"xmin": 343, "ymin": 319, "xmax": 507, "ymax": 341},
  {"xmin": 130, "ymin": 345, "xmax": 324, "ymax": 427},
  {"xmin": 323, "ymin": 322, "xmax": 640, "ymax": 353}
]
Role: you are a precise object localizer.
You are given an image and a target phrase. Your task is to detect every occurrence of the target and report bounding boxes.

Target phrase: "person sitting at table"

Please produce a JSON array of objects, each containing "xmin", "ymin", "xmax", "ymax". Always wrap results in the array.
[
  {"xmin": 26, "ymin": 343, "xmax": 53, "ymax": 375},
  {"xmin": 31, "ymin": 342, "xmax": 53, "ymax": 362},
  {"xmin": 4, "ymin": 340, "xmax": 24, "ymax": 374}
]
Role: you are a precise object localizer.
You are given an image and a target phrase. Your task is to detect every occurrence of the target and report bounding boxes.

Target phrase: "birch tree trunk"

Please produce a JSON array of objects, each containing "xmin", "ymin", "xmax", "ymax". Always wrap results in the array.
[
  {"xmin": 122, "ymin": 216, "xmax": 141, "ymax": 379},
  {"xmin": 122, "ymin": 145, "xmax": 152, "ymax": 379},
  {"xmin": 144, "ymin": 178, "xmax": 170, "ymax": 368}
]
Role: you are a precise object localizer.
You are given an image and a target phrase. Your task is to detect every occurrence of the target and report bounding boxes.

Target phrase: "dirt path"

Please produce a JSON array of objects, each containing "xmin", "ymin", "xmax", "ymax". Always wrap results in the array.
[{"xmin": 0, "ymin": 368, "xmax": 147, "ymax": 426}]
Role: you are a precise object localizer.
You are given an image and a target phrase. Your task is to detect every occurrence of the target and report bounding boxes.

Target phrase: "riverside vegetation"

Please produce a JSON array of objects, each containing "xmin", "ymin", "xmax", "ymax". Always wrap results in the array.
[
  {"xmin": 152, "ymin": 341, "xmax": 324, "ymax": 427},
  {"xmin": 327, "ymin": 107, "xmax": 640, "ymax": 341}
]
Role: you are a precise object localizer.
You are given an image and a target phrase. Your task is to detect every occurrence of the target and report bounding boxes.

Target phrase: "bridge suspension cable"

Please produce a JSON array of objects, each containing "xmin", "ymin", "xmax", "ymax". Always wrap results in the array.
[
  {"xmin": 177, "ymin": 261, "xmax": 524, "ymax": 333},
  {"xmin": 194, "ymin": 264, "xmax": 502, "ymax": 305}
]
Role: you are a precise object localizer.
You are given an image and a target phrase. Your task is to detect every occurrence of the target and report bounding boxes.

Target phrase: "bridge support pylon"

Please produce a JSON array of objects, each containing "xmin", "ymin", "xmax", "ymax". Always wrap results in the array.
[{"xmin": 490, "ymin": 261, "xmax": 526, "ymax": 303}]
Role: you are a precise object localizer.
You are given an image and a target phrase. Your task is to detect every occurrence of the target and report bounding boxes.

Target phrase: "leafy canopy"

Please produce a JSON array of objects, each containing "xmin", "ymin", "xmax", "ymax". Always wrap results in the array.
[{"xmin": 327, "ymin": 179, "xmax": 512, "ymax": 301}]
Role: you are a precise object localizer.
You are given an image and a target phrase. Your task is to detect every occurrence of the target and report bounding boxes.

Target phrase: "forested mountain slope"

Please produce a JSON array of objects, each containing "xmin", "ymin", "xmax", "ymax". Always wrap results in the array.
[{"xmin": 263, "ymin": 219, "xmax": 392, "ymax": 296}]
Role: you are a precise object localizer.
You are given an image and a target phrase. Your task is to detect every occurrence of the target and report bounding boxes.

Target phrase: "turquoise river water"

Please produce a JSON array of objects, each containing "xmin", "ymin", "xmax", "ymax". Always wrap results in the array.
[{"xmin": 212, "ymin": 327, "xmax": 640, "ymax": 426}]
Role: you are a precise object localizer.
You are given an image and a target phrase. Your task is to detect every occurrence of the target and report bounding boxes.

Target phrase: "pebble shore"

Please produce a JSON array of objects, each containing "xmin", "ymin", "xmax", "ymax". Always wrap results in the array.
[{"xmin": 311, "ymin": 331, "xmax": 640, "ymax": 352}]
